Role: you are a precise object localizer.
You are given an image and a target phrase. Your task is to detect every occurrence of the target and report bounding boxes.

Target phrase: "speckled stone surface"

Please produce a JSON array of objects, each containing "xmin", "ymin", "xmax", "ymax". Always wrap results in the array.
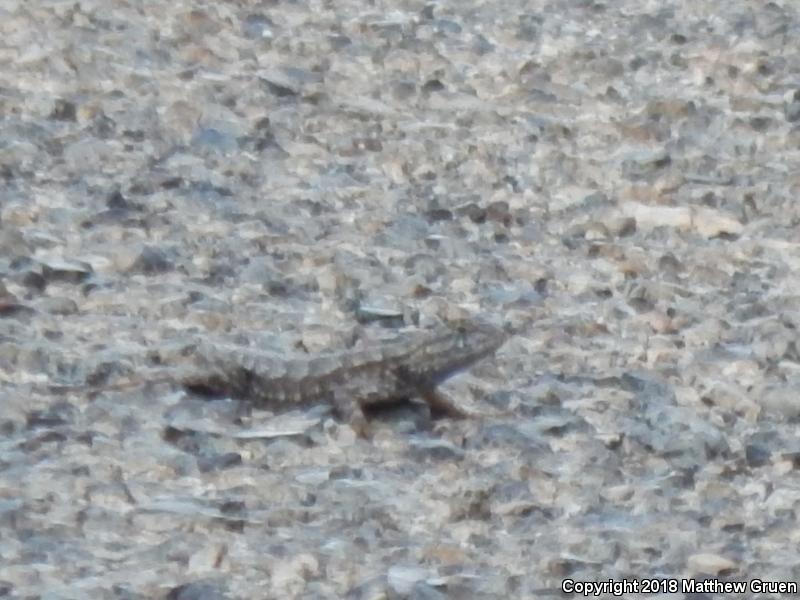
[{"xmin": 2, "ymin": 0, "xmax": 800, "ymax": 597}]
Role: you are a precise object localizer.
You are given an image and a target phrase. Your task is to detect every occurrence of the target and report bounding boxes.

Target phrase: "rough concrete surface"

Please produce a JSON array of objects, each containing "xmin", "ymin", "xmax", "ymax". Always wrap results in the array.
[{"xmin": 2, "ymin": 0, "xmax": 800, "ymax": 598}]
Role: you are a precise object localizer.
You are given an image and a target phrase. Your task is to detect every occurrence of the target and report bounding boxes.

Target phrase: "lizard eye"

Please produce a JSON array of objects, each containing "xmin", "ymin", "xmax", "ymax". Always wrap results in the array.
[{"xmin": 457, "ymin": 329, "xmax": 467, "ymax": 348}]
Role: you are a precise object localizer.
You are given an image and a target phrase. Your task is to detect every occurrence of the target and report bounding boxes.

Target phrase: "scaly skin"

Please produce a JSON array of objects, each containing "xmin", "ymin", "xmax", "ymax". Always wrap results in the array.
[
  {"xmin": 184, "ymin": 322, "xmax": 508, "ymax": 431},
  {"xmin": 35, "ymin": 322, "xmax": 509, "ymax": 433}
]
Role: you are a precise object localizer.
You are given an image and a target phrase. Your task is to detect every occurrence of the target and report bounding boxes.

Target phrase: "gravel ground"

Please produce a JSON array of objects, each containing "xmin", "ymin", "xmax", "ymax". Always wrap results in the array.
[{"xmin": 2, "ymin": 0, "xmax": 800, "ymax": 598}]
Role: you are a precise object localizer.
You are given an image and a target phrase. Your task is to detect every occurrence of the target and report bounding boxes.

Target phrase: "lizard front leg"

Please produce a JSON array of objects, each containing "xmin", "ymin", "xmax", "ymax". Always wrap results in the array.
[{"xmin": 417, "ymin": 386, "xmax": 471, "ymax": 419}]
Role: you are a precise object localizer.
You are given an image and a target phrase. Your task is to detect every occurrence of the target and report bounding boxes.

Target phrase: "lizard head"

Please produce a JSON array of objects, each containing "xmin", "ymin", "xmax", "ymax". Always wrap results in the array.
[{"xmin": 410, "ymin": 321, "xmax": 509, "ymax": 385}]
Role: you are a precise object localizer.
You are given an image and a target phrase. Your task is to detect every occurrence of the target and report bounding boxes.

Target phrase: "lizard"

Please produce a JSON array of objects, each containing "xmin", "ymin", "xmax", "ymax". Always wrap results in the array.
[{"xmin": 32, "ymin": 321, "xmax": 509, "ymax": 434}]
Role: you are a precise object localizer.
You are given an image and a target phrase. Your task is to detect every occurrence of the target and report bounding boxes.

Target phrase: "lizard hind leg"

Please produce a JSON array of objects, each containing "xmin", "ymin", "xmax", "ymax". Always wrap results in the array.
[{"xmin": 330, "ymin": 391, "xmax": 369, "ymax": 437}]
